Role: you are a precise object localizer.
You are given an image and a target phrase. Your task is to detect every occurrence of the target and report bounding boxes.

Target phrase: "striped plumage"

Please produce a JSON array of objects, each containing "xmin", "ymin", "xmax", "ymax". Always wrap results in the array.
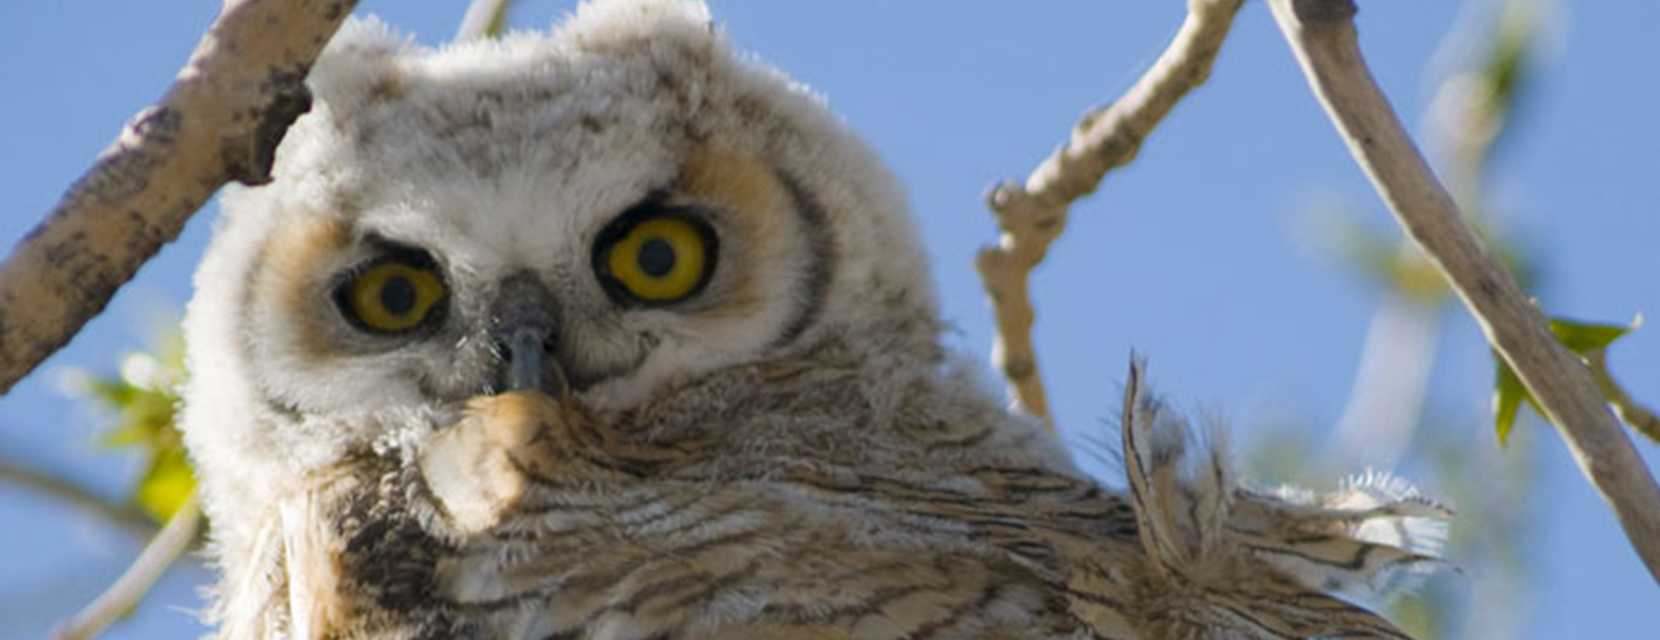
[
  {"xmin": 223, "ymin": 351, "xmax": 1445, "ymax": 639},
  {"xmin": 176, "ymin": 1, "xmax": 1447, "ymax": 638}
]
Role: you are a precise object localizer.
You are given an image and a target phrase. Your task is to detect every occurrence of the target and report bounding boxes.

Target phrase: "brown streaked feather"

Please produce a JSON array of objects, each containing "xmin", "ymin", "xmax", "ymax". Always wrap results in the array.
[{"xmin": 250, "ymin": 354, "xmax": 1444, "ymax": 640}]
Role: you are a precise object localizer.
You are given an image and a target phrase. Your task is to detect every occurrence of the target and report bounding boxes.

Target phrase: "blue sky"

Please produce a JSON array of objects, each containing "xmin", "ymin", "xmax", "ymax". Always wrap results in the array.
[{"xmin": 1, "ymin": 1, "xmax": 1655, "ymax": 637}]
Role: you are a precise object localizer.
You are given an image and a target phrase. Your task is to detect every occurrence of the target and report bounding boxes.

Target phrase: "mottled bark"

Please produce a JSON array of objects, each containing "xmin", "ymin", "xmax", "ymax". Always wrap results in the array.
[{"xmin": 0, "ymin": 0, "xmax": 358, "ymax": 394}]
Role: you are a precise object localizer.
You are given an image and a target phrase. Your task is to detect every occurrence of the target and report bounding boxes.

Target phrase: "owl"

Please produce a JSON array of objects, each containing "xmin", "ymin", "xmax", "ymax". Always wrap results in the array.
[{"xmin": 177, "ymin": 1, "xmax": 1448, "ymax": 638}]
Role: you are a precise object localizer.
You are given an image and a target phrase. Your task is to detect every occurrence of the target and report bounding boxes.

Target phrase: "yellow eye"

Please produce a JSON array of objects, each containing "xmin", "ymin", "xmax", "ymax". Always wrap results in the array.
[
  {"xmin": 598, "ymin": 215, "xmax": 716, "ymax": 304},
  {"xmin": 340, "ymin": 259, "xmax": 447, "ymax": 333}
]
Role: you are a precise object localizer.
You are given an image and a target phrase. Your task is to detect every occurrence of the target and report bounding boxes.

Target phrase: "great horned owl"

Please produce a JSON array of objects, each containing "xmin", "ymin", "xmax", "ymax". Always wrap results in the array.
[{"xmin": 177, "ymin": 1, "xmax": 1448, "ymax": 637}]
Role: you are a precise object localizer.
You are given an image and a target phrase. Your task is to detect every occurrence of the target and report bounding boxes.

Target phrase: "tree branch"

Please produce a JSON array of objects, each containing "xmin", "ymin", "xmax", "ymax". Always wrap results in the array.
[
  {"xmin": 0, "ymin": 0, "xmax": 358, "ymax": 395},
  {"xmin": 54, "ymin": 493, "xmax": 201, "ymax": 640},
  {"xmin": 978, "ymin": 0, "xmax": 1244, "ymax": 424},
  {"xmin": 0, "ymin": 458, "xmax": 156, "ymax": 539},
  {"xmin": 1266, "ymin": 0, "xmax": 1660, "ymax": 583}
]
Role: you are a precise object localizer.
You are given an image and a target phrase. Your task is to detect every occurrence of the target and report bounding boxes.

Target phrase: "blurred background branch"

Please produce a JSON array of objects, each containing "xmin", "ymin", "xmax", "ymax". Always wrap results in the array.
[
  {"xmin": 457, "ymin": 0, "xmax": 514, "ymax": 41},
  {"xmin": 54, "ymin": 494, "xmax": 200, "ymax": 640},
  {"xmin": 0, "ymin": 459, "xmax": 155, "ymax": 540}
]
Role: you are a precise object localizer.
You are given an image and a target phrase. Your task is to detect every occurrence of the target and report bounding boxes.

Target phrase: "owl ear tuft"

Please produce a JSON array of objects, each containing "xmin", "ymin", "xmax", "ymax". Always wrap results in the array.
[
  {"xmin": 558, "ymin": 0, "xmax": 719, "ymax": 55},
  {"xmin": 322, "ymin": 15, "xmax": 412, "ymax": 60},
  {"xmin": 1118, "ymin": 357, "xmax": 1233, "ymax": 583},
  {"xmin": 308, "ymin": 16, "xmax": 417, "ymax": 112}
]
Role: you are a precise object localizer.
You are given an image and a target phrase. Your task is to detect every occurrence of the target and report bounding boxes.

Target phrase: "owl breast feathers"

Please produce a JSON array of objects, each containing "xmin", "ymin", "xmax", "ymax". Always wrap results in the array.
[{"xmin": 175, "ymin": 1, "xmax": 1448, "ymax": 638}]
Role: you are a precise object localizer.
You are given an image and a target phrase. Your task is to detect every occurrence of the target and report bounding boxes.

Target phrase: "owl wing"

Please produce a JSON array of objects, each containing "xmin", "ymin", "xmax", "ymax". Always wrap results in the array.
[{"xmin": 1117, "ymin": 358, "xmax": 1449, "ymax": 637}]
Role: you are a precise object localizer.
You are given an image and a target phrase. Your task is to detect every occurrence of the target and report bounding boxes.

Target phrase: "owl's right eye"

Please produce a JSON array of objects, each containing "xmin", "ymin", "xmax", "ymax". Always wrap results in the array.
[
  {"xmin": 592, "ymin": 207, "xmax": 718, "ymax": 306},
  {"xmin": 334, "ymin": 250, "xmax": 448, "ymax": 335}
]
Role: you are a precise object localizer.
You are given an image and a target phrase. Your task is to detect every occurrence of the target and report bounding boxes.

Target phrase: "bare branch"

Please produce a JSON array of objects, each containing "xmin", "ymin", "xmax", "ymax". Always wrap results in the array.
[
  {"xmin": 1266, "ymin": 0, "xmax": 1660, "ymax": 583},
  {"xmin": 0, "ymin": 0, "xmax": 358, "ymax": 395},
  {"xmin": 55, "ymin": 493, "xmax": 202, "ymax": 640},
  {"xmin": 0, "ymin": 458, "xmax": 156, "ymax": 539},
  {"xmin": 978, "ymin": 0, "xmax": 1245, "ymax": 424},
  {"xmin": 457, "ymin": 0, "xmax": 515, "ymax": 41}
]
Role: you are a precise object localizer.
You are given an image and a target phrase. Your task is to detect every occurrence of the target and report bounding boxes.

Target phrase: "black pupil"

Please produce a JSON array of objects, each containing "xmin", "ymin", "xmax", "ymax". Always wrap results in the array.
[
  {"xmin": 380, "ymin": 274, "xmax": 418, "ymax": 316},
  {"xmin": 637, "ymin": 237, "xmax": 676, "ymax": 278}
]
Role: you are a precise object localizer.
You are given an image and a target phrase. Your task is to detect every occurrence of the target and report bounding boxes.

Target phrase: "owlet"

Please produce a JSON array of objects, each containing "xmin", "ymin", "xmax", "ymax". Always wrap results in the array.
[{"xmin": 177, "ymin": 1, "xmax": 1448, "ymax": 638}]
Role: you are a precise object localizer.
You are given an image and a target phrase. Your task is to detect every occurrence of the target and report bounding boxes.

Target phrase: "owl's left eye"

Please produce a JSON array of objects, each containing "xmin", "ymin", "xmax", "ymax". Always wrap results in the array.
[
  {"xmin": 593, "ymin": 210, "xmax": 718, "ymax": 305},
  {"xmin": 335, "ymin": 252, "xmax": 448, "ymax": 335}
]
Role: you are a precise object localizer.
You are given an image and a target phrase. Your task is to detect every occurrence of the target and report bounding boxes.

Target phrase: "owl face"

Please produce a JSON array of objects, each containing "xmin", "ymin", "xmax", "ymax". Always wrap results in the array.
[
  {"xmin": 180, "ymin": 0, "xmax": 938, "ymax": 548},
  {"xmin": 226, "ymin": 109, "xmax": 834, "ymax": 418}
]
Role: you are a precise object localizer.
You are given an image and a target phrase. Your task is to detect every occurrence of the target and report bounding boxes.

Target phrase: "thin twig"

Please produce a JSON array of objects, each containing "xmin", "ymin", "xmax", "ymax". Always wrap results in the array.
[
  {"xmin": 54, "ymin": 492, "xmax": 202, "ymax": 640},
  {"xmin": 0, "ymin": 458, "xmax": 156, "ymax": 539},
  {"xmin": 978, "ymin": 0, "xmax": 1245, "ymax": 425},
  {"xmin": 0, "ymin": 0, "xmax": 358, "ymax": 395},
  {"xmin": 457, "ymin": 0, "xmax": 514, "ymax": 41},
  {"xmin": 1266, "ymin": 0, "xmax": 1660, "ymax": 583},
  {"xmin": 1588, "ymin": 348, "xmax": 1660, "ymax": 444}
]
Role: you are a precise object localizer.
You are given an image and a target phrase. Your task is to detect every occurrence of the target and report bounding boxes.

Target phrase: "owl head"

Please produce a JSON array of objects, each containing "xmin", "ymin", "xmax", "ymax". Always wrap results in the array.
[{"xmin": 180, "ymin": 0, "xmax": 938, "ymax": 559}]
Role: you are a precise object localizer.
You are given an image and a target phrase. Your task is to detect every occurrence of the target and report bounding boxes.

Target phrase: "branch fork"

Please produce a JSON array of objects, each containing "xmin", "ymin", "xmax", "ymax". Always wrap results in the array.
[{"xmin": 977, "ymin": 0, "xmax": 1246, "ymax": 425}]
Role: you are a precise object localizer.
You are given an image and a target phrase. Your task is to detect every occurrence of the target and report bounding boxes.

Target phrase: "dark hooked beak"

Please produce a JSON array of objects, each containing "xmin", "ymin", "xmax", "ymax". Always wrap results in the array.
[{"xmin": 490, "ymin": 272, "xmax": 569, "ymax": 397}]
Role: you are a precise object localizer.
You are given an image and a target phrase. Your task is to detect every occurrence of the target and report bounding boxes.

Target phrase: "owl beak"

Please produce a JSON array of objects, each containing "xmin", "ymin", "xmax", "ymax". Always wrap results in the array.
[{"xmin": 490, "ymin": 273, "xmax": 569, "ymax": 398}]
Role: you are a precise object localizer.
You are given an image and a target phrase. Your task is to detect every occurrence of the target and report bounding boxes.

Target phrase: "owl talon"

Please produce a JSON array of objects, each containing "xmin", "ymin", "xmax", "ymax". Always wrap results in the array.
[{"xmin": 418, "ymin": 391, "xmax": 564, "ymax": 535}]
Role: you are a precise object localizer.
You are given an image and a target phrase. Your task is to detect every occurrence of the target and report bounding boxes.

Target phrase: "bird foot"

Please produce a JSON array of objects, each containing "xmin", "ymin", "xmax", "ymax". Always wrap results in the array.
[{"xmin": 418, "ymin": 390, "xmax": 567, "ymax": 535}]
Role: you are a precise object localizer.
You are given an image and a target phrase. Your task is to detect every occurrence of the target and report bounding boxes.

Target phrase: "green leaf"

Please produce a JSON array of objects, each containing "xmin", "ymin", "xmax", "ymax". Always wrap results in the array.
[
  {"xmin": 91, "ymin": 384, "xmax": 179, "ymax": 450},
  {"xmin": 1322, "ymin": 216, "xmax": 1449, "ymax": 305},
  {"xmin": 135, "ymin": 447, "xmax": 196, "ymax": 522},
  {"xmin": 84, "ymin": 378, "xmax": 138, "ymax": 409},
  {"xmin": 1547, "ymin": 317, "xmax": 1635, "ymax": 353},
  {"xmin": 65, "ymin": 330, "xmax": 194, "ymax": 523},
  {"xmin": 98, "ymin": 422, "xmax": 153, "ymax": 448},
  {"xmin": 1492, "ymin": 355, "xmax": 1524, "ymax": 446},
  {"xmin": 1491, "ymin": 314, "xmax": 1640, "ymax": 444},
  {"xmin": 1476, "ymin": 0, "xmax": 1538, "ymax": 152}
]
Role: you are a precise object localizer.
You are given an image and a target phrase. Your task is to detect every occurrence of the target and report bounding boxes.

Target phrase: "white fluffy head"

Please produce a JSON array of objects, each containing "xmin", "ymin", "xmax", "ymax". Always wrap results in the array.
[{"xmin": 180, "ymin": 0, "xmax": 937, "ymax": 563}]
